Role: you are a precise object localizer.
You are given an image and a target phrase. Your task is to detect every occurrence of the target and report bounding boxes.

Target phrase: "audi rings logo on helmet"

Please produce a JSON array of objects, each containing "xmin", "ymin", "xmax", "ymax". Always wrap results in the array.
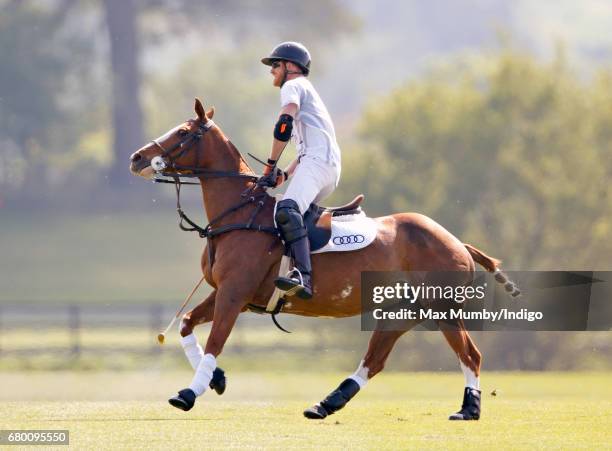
[{"xmin": 333, "ymin": 235, "xmax": 366, "ymax": 245}]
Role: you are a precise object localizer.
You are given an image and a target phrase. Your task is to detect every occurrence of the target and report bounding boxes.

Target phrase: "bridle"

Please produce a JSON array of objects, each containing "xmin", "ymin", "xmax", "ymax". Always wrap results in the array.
[
  {"xmin": 152, "ymin": 118, "xmax": 233, "ymax": 176},
  {"xmin": 148, "ymin": 118, "xmax": 278, "ymax": 266},
  {"xmin": 147, "ymin": 117, "xmax": 292, "ymax": 332}
]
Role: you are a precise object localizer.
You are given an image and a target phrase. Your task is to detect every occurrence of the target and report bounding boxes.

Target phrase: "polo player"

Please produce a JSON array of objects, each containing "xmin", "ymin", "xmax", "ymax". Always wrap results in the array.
[{"xmin": 260, "ymin": 41, "xmax": 342, "ymax": 300}]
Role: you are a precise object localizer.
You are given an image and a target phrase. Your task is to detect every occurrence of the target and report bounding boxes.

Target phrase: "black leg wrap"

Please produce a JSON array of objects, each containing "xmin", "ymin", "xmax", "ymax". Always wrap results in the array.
[
  {"xmin": 209, "ymin": 367, "xmax": 226, "ymax": 395},
  {"xmin": 449, "ymin": 387, "xmax": 481, "ymax": 420},
  {"xmin": 168, "ymin": 388, "xmax": 196, "ymax": 412},
  {"xmin": 303, "ymin": 378, "xmax": 361, "ymax": 420}
]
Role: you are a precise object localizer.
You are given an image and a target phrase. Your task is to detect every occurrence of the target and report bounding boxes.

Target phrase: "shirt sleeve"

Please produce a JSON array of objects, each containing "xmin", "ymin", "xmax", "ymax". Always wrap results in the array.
[{"xmin": 280, "ymin": 80, "xmax": 301, "ymax": 108}]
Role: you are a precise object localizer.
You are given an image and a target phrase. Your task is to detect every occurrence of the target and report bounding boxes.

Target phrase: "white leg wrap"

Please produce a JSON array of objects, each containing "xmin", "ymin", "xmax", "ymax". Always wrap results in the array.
[
  {"xmin": 460, "ymin": 361, "xmax": 480, "ymax": 390},
  {"xmin": 348, "ymin": 360, "xmax": 369, "ymax": 388},
  {"xmin": 180, "ymin": 333, "xmax": 203, "ymax": 370},
  {"xmin": 189, "ymin": 353, "xmax": 216, "ymax": 397}
]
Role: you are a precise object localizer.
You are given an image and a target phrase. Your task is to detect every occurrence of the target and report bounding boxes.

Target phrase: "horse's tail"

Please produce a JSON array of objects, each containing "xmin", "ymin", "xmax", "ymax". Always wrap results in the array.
[{"xmin": 464, "ymin": 243, "xmax": 521, "ymax": 298}]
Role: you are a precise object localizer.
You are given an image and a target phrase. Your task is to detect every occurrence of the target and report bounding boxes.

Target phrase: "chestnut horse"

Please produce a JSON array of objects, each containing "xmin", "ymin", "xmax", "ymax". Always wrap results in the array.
[{"xmin": 129, "ymin": 99, "xmax": 513, "ymax": 420}]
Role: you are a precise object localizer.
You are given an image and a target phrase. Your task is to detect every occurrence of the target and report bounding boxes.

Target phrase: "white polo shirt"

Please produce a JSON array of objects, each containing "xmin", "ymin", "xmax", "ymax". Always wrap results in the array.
[{"xmin": 280, "ymin": 77, "xmax": 341, "ymax": 168}]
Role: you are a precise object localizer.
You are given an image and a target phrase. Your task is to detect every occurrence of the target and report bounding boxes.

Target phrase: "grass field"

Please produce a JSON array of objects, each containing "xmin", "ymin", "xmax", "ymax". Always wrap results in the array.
[{"xmin": 1, "ymin": 371, "xmax": 610, "ymax": 449}]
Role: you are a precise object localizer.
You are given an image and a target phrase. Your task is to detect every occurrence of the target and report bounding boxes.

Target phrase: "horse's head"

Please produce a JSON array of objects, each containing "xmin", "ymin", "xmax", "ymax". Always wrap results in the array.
[{"xmin": 130, "ymin": 98, "xmax": 216, "ymax": 179}]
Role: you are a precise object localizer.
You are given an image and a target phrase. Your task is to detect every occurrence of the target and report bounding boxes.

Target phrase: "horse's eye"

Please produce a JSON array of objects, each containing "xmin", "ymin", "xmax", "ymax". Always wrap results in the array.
[{"xmin": 178, "ymin": 129, "xmax": 189, "ymax": 136}]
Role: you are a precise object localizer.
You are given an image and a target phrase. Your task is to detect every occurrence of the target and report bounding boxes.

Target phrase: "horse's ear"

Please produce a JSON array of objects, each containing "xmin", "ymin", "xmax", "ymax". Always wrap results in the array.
[
  {"xmin": 206, "ymin": 106, "xmax": 215, "ymax": 119},
  {"xmin": 194, "ymin": 98, "xmax": 206, "ymax": 121}
]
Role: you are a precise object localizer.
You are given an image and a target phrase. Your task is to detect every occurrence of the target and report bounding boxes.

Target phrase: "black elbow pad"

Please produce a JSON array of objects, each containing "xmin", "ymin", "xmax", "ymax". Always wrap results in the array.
[{"xmin": 274, "ymin": 114, "xmax": 293, "ymax": 142}]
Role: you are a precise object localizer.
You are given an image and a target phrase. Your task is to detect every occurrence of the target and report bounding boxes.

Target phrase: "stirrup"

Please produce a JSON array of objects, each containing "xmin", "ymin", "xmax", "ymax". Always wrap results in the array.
[
  {"xmin": 289, "ymin": 267, "xmax": 305, "ymax": 286},
  {"xmin": 275, "ymin": 268, "xmax": 311, "ymax": 299},
  {"xmin": 275, "ymin": 268, "xmax": 304, "ymax": 291}
]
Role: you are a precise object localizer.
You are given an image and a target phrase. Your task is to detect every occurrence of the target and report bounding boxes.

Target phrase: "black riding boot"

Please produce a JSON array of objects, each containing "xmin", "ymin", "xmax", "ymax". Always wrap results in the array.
[
  {"xmin": 274, "ymin": 199, "xmax": 313, "ymax": 300},
  {"xmin": 275, "ymin": 235, "xmax": 313, "ymax": 299}
]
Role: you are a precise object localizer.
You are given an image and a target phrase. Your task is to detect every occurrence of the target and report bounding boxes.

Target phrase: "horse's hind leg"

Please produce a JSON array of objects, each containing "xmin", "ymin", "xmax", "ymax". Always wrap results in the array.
[
  {"xmin": 439, "ymin": 320, "xmax": 482, "ymax": 420},
  {"xmin": 176, "ymin": 290, "xmax": 226, "ymax": 395},
  {"xmin": 303, "ymin": 329, "xmax": 408, "ymax": 420}
]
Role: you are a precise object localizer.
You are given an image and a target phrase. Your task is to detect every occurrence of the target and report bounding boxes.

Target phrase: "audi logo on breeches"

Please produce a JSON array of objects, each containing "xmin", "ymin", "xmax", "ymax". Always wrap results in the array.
[{"xmin": 332, "ymin": 234, "xmax": 365, "ymax": 245}]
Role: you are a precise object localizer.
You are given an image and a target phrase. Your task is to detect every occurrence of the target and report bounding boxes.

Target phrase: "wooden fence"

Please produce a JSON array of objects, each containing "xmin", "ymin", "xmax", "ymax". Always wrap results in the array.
[{"xmin": 0, "ymin": 303, "xmax": 355, "ymax": 364}]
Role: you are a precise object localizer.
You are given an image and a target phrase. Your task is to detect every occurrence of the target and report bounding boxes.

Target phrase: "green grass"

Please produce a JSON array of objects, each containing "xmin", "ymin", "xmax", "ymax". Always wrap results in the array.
[{"xmin": 1, "ymin": 371, "xmax": 610, "ymax": 449}]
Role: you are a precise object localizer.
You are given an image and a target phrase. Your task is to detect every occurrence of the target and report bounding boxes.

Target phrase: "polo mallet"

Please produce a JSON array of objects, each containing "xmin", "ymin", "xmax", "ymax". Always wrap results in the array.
[{"xmin": 157, "ymin": 275, "xmax": 205, "ymax": 345}]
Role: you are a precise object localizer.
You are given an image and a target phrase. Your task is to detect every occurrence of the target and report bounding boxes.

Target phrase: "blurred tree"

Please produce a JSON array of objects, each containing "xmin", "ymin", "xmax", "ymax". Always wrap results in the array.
[
  {"xmin": 143, "ymin": 45, "xmax": 275, "ymax": 158},
  {"xmin": 0, "ymin": 0, "xmax": 359, "ymax": 196},
  {"xmin": 339, "ymin": 50, "xmax": 612, "ymax": 269},
  {"xmin": 0, "ymin": 0, "xmax": 99, "ymax": 203},
  {"xmin": 102, "ymin": 0, "xmax": 143, "ymax": 187},
  {"xmin": 101, "ymin": 0, "xmax": 359, "ymax": 187}
]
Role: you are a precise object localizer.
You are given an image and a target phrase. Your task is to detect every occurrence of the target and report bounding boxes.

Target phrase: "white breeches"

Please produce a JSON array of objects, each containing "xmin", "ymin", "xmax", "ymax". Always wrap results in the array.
[{"xmin": 282, "ymin": 155, "xmax": 340, "ymax": 214}]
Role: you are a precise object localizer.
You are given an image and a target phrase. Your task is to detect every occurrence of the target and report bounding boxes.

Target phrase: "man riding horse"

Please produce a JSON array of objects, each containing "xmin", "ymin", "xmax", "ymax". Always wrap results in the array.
[
  {"xmin": 260, "ymin": 41, "xmax": 341, "ymax": 300},
  {"xmin": 129, "ymin": 40, "xmax": 521, "ymax": 421}
]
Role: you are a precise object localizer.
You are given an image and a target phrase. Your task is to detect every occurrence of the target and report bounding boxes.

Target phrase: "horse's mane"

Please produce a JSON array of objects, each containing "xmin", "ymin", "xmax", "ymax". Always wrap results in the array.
[{"xmin": 226, "ymin": 139, "xmax": 256, "ymax": 176}]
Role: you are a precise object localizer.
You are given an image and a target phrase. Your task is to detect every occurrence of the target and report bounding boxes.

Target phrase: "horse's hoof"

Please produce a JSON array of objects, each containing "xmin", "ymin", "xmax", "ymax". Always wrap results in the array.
[
  {"xmin": 448, "ymin": 412, "xmax": 478, "ymax": 420},
  {"xmin": 209, "ymin": 367, "xmax": 226, "ymax": 395},
  {"xmin": 303, "ymin": 404, "xmax": 328, "ymax": 420},
  {"xmin": 168, "ymin": 388, "xmax": 196, "ymax": 411}
]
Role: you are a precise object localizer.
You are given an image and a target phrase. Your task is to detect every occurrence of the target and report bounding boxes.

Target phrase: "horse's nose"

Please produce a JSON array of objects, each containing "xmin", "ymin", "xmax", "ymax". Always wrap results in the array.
[{"xmin": 130, "ymin": 152, "xmax": 141, "ymax": 163}]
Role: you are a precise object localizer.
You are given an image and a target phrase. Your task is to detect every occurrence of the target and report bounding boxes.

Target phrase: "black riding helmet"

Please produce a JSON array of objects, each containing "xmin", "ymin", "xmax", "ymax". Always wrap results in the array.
[{"xmin": 261, "ymin": 41, "xmax": 311, "ymax": 75}]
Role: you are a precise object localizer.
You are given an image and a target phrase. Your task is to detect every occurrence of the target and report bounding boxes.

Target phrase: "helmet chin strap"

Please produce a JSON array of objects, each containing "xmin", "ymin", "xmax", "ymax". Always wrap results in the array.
[{"xmin": 280, "ymin": 61, "xmax": 303, "ymax": 87}]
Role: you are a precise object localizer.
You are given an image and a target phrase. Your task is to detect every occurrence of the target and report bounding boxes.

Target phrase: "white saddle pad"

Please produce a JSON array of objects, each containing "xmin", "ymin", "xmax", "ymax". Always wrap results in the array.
[
  {"xmin": 265, "ymin": 209, "xmax": 378, "ymax": 312},
  {"xmin": 312, "ymin": 211, "xmax": 378, "ymax": 254}
]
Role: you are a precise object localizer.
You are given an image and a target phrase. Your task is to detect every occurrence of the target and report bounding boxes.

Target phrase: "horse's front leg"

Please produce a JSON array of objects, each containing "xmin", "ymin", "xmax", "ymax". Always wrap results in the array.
[
  {"xmin": 177, "ymin": 290, "xmax": 226, "ymax": 396},
  {"xmin": 178, "ymin": 290, "xmax": 216, "ymax": 370},
  {"xmin": 179, "ymin": 290, "xmax": 216, "ymax": 338},
  {"xmin": 169, "ymin": 284, "xmax": 249, "ymax": 411}
]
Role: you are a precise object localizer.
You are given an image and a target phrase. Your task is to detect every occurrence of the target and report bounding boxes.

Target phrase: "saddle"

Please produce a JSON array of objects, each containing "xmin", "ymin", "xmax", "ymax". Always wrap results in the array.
[
  {"xmin": 303, "ymin": 194, "xmax": 365, "ymax": 251},
  {"xmin": 265, "ymin": 193, "xmax": 370, "ymax": 314}
]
